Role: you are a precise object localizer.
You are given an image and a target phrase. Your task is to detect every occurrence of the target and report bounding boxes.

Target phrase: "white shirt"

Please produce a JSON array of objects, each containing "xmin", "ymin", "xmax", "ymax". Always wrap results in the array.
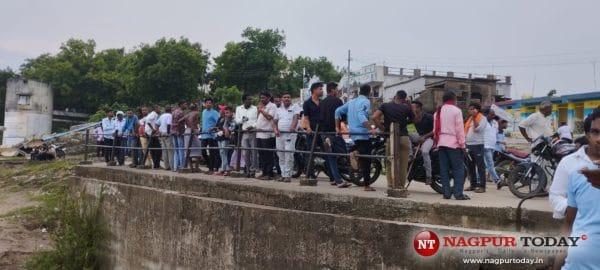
[
  {"xmin": 114, "ymin": 118, "xmax": 126, "ymax": 137},
  {"xmin": 101, "ymin": 117, "xmax": 115, "ymax": 139},
  {"xmin": 235, "ymin": 105, "xmax": 258, "ymax": 132},
  {"xmin": 519, "ymin": 112, "xmax": 553, "ymax": 144},
  {"xmin": 557, "ymin": 125, "xmax": 573, "ymax": 140},
  {"xmin": 144, "ymin": 111, "xmax": 159, "ymax": 136},
  {"xmin": 157, "ymin": 113, "xmax": 172, "ymax": 135},
  {"xmin": 274, "ymin": 104, "xmax": 301, "ymax": 131},
  {"xmin": 484, "ymin": 120, "xmax": 498, "ymax": 149},
  {"xmin": 549, "ymin": 146, "xmax": 596, "ymax": 219},
  {"xmin": 256, "ymin": 102, "xmax": 277, "ymax": 139}
]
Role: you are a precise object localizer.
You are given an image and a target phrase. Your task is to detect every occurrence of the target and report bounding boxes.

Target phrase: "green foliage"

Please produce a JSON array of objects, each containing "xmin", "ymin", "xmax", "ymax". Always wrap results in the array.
[
  {"xmin": 88, "ymin": 102, "xmax": 131, "ymax": 122},
  {"xmin": 212, "ymin": 86, "xmax": 242, "ymax": 108},
  {"xmin": 122, "ymin": 37, "xmax": 210, "ymax": 105},
  {"xmin": 25, "ymin": 189, "xmax": 108, "ymax": 270},
  {"xmin": 213, "ymin": 27, "xmax": 287, "ymax": 94},
  {"xmin": 0, "ymin": 67, "xmax": 17, "ymax": 125},
  {"xmin": 272, "ymin": 56, "xmax": 342, "ymax": 96}
]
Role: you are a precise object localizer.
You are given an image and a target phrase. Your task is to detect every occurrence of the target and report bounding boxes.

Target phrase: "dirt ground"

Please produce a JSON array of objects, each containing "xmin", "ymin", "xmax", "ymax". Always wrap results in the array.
[{"xmin": 0, "ymin": 162, "xmax": 52, "ymax": 269}]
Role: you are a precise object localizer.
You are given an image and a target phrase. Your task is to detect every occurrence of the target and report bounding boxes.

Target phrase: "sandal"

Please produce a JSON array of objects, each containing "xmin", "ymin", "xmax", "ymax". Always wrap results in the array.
[{"xmin": 455, "ymin": 194, "xmax": 471, "ymax": 200}]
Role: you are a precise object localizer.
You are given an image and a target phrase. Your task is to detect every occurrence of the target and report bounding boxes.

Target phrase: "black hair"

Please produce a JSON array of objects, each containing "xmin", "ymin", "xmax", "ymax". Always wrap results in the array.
[
  {"xmin": 469, "ymin": 102, "xmax": 481, "ymax": 111},
  {"xmin": 574, "ymin": 136, "xmax": 588, "ymax": 146},
  {"xmin": 359, "ymin": 84, "xmax": 371, "ymax": 96},
  {"xmin": 483, "ymin": 107, "xmax": 494, "ymax": 116},
  {"xmin": 310, "ymin": 82, "xmax": 323, "ymax": 93},
  {"xmin": 242, "ymin": 94, "xmax": 252, "ymax": 101},
  {"xmin": 396, "ymin": 90, "xmax": 407, "ymax": 99},
  {"xmin": 442, "ymin": 90, "xmax": 456, "ymax": 102},
  {"xmin": 165, "ymin": 106, "xmax": 172, "ymax": 113},
  {"xmin": 583, "ymin": 108, "xmax": 600, "ymax": 133},
  {"xmin": 412, "ymin": 100, "xmax": 423, "ymax": 108},
  {"xmin": 560, "ymin": 122, "xmax": 567, "ymax": 126},
  {"xmin": 281, "ymin": 92, "xmax": 291, "ymax": 97},
  {"xmin": 105, "ymin": 109, "xmax": 114, "ymax": 113},
  {"xmin": 327, "ymin": 82, "xmax": 338, "ymax": 91},
  {"xmin": 260, "ymin": 91, "xmax": 271, "ymax": 98},
  {"xmin": 224, "ymin": 106, "xmax": 232, "ymax": 111},
  {"xmin": 204, "ymin": 98, "xmax": 213, "ymax": 103},
  {"xmin": 190, "ymin": 104, "xmax": 198, "ymax": 110},
  {"xmin": 178, "ymin": 100, "xmax": 187, "ymax": 106}
]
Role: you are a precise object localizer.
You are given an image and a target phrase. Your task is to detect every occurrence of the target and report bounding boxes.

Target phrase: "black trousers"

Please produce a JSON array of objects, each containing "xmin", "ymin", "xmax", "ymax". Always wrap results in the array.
[
  {"xmin": 114, "ymin": 136, "xmax": 125, "ymax": 165},
  {"xmin": 104, "ymin": 138, "xmax": 114, "ymax": 162},
  {"xmin": 148, "ymin": 136, "xmax": 162, "ymax": 169},
  {"xmin": 354, "ymin": 140, "xmax": 372, "ymax": 186},
  {"xmin": 467, "ymin": 144, "xmax": 486, "ymax": 189},
  {"xmin": 257, "ymin": 137, "xmax": 275, "ymax": 177},
  {"xmin": 96, "ymin": 141, "xmax": 104, "ymax": 157},
  {"xmin": 201, "ymin": 139, "xmax": 219, "ymax": 171}
]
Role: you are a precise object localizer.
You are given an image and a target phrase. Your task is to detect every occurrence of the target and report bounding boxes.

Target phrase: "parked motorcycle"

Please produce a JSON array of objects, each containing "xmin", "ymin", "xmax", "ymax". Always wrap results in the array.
[
  {"xmin": 507, "ymin": 136, "xmax": 576, "ymax": 198},
  {"xmin": 292, "ymin": 133, "xmax": 382, "ymax": 186},
  {"xmin": 406, "ymin": 143, "xmax": 468, "ymax": 194},
  {"xmin": 494, "ymin": 148, "xmax": 529, "ymax": 184}
]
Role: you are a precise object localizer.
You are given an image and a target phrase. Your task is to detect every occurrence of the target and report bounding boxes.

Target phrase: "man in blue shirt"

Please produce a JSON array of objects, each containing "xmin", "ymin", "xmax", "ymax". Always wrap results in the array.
[
  {"xmin": 560, "ymin": 109, "xmax": 600, "ymax": 269},
  {"xmin": 123, "ymin": 109, "xmax": 139, "ymax": 158},
  {"xmin": 335, "ymin": 84, "xmax": 378, "ymax": 191},
  {"xmin": 201, "ymin": 98, "xmax": 221, "ymax": 174}
]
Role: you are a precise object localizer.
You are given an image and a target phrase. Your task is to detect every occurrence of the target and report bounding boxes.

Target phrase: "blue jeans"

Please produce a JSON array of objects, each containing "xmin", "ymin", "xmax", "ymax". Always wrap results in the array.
[
  {"xmin": 322, "ymin": 134, "xmax": 343, "ymax": 184},
  {"xmin": 484, "ymin": 148, "xmax": 500, "ymax": 183},
  {"xmin": 126, "ymin": 135, "xmax": 136, "ymax": 156},
  {"xmin": 172, "ymin": 135, "xmax": 185, "ymax": 171},
  {"xmin": 438, "ymin": 147, "xmax": 466, "ymax": 199},
  {"xmin": 218, "ymin": 140, "xmax": 230, "ymax": 172}
]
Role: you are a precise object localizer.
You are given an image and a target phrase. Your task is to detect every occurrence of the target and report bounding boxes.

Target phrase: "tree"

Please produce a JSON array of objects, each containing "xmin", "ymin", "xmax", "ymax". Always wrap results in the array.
[
  {"xmin": 213, "ymin": 27, "xmax": 286, "ymax": 94},
  {"xmin": 212, "ymin": 86, "xmax": 242, "ymax": 108},
  {"xmin": 20, "ymin": 39, "xmax": 127, "ymax": 113},
  {"xmin": 122, "ymin": 37, "xmax": 210, "ymax": 105},
  {"xmin": 0, "ymin": 67, "xmax": 17, "ymax": 125},
  {"xmin": 547, "ymin": 89, "xmax": 557, "ymax": 97},
  {"xmin": 272, "ymin": 56, "xmax": 341, "ymax": 96}
]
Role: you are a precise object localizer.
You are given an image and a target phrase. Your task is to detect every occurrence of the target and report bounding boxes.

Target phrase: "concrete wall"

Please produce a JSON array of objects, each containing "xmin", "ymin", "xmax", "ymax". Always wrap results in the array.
[
  {"xmin": 72, "ymin": 166, "xmax": 559, "ymax": 270},
  {"xmin": 74, "ymin": 175, "xmax": 554, "ymax": 270},
  {"xmin": 2, "ymin": 78, "xmax": 53, "ymax": 146}
]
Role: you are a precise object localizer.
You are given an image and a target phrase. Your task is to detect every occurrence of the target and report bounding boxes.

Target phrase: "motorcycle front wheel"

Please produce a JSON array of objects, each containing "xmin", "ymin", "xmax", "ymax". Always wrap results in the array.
[
  {"xmin": 508, "ymin": 163, "xmax": 547, "ymax": 198},
  {"xmin": 346, "ymin": 160, "xmax": 382, "ymax": 186}
]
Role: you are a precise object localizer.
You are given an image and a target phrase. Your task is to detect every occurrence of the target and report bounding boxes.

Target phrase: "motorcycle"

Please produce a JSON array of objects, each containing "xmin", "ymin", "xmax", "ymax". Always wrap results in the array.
[
  {"xmin": 507, "ymin": 136, "xmax": 576, "ymax": 198},
  {"xmin": 494, "ymin": 148, "xmax": 530, "ymax": 184},
  {"xmin": 292, "ymin": 133, "xmax": 383, "ymax": 186},
  {"xmin": 406, "ymin": 142, "xmax": 468, "ymax": 194}
]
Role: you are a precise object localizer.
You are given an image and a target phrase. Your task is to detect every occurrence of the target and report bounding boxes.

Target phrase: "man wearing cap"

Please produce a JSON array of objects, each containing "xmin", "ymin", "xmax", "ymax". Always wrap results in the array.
[
  {"xmin": 519, "ymin": 101, "xmax": 554, "ymax": 146},
  {"xmin": 114, "ymin": 111, "xmax": 127, "ymax": 165}
]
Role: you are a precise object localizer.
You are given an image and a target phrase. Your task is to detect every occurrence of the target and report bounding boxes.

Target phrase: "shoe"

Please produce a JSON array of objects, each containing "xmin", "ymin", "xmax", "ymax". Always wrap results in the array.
[
  {"xmin": 443, "ymin": 196, "xmax": 451, "ymax": 199},
  {"xmin": 455, "ymin": 194, "xmax": 471, "ymax": 200},
  {"xmin": 464, "ymin": 186, "xmax": 476, "ymax": 191},
  {"xmin": 214, "ymin": 171, "xmax": 224, "ymax": 176},
  {"xmin": 474, "ymin": 187, "xmax": 486, "ymax": 193},
  {"xmin": 364, "ymin": 186, "xmax": 376, "ymax": 192},
  {"xmin": 283, "ymin": 177, "xmax": 291, "ymax": 183},
  {"xmin": 425, "ymin": 178, "xmax": 432, "ymax": 185},
  {"xmin": 330, "ymin": 181, "xmax": 338, "ymax": 186},
  {"xmin": 337, "ymin": 182, "xmax": 351, "ymax": 188},
  {"xmin": 205, "ymin": 170, "xmax": 214, "ymax": 175}
]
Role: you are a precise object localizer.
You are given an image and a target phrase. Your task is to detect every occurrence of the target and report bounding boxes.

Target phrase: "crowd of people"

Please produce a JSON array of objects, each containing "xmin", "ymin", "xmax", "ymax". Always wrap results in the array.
[{"xmin": 91, "ymin": 82, "xmax": 600, "ymax": 269}]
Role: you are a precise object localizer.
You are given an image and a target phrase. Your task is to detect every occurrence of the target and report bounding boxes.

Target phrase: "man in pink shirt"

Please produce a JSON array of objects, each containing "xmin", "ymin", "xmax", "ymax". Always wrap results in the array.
[{"xmin": 433, "ymin": 91, "xmax": 469, "ymax": 200}]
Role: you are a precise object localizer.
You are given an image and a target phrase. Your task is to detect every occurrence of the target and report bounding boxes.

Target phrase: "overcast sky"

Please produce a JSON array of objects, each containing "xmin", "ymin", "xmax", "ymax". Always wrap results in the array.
[{"xmin": 2, "ymin": 0, "xmax": 600, "ymax": 98}]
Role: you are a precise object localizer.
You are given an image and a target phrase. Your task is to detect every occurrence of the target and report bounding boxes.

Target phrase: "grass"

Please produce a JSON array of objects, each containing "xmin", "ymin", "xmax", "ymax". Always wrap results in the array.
[{"xmin": 0, "ymin": 160, "xmax": 109, "ymax": 270}]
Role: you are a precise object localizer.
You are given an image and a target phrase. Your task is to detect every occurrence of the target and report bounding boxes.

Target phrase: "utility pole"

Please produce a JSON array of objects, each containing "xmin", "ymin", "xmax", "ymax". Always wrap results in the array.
[
  {"xmin": 593, "ymin": 60, "xmax": 598, "ymax": 89},
  {"xmin": 346, "ymin": 50, "xmax": 351, "ymax": 95}
]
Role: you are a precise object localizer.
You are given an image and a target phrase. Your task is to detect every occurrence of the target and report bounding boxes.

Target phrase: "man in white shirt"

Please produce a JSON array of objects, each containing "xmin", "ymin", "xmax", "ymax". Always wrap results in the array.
[
  {"xmin": 519, "ymin": 101, "xmax": 554, "ymax": 146},
  {"xmin": 256, "ymin": 92, "xmax": 278, "ymax": 180},
  {"xmin": 483, "ymin": 109, "xmax": 501, "ymax": 187},
  {"xmin": 114, "ymin": 111, "xmax": 127, "ymax": 165},
  {"xmin": 557, "ymin": 122, "xmax": 573, "ymax": 142},
  {"xmin": 549, "ymin": 111, "xmax": 600, "ymax": 219},
  {"xmin": 273, "ymin": 92, "xmax": 301, "ymax": 182},
  {"xmin": 235, "ymin": 94, "xmax": 258, "ymax": 177},
  {"xmin": 101, "ymin": 109, "xmax": 115, "ymax": 164},
  {"xmin": 143, "ymin": 106, "xmax": 162, "ymax": 169},
  {"xmin": 157, "ymin": 106, "xmax": 173, "ymax": 171}
]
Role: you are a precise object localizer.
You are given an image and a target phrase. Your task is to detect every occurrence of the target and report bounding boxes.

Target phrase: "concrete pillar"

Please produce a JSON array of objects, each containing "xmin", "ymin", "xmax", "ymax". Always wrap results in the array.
[
  {"xmin": 384, "ymin": 66, "xmax": 389, "ymax": 75},
  {"xmin": 413, "ymin": 69, "xmax": 421, "ymax": 77},
  {"xmin": 387, "ymin": 123, "xmax": 409, "ymax": 198},
  {"xmin": 400, "ymin": 68, "xmax": 404, "ymax": 75},
  {"xmin": 505, "ymin": 76, "xmax": 512, "ymax": 84}
]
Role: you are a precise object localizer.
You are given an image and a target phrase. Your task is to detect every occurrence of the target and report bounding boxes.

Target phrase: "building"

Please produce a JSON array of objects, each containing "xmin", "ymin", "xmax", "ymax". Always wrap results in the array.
[
  {"xmin": 495, "ymin": 91, "xmax": 600, "ymax": 134},
  {"xmin": 339, "ymin": 64, "xmax": 512, "ymax": 112},
  {"xmin": 2, "ymin": 78, "xmax": 53, "ymax": 147}
]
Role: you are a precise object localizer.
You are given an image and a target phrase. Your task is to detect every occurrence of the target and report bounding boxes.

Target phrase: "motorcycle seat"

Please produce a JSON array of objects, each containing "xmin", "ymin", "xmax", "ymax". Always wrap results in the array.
[{"xmin": 506, "ymin": 148, "xmax": 529, "ymax": 159}]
